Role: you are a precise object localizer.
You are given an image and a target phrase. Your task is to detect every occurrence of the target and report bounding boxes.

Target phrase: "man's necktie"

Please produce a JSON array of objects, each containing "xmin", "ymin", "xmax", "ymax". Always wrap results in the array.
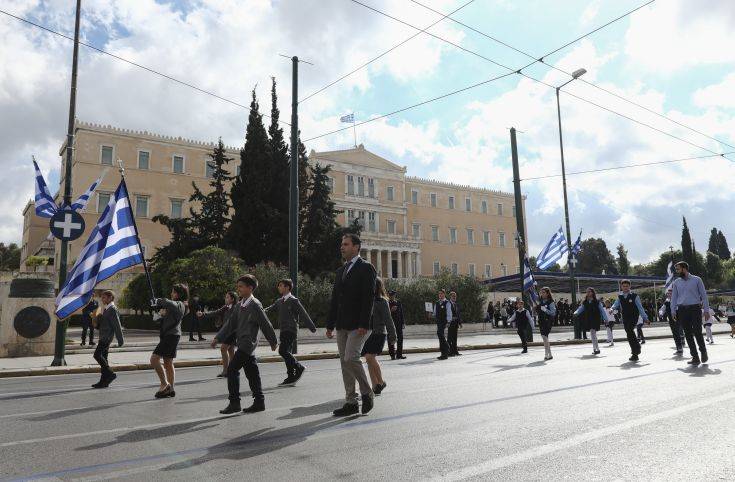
[{"xmin": 342, "ymin": 261, "xmax": 353, "ymax": 280}]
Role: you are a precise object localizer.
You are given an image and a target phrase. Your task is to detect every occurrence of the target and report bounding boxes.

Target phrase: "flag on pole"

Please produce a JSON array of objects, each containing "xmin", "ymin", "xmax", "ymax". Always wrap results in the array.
[
  {"xmin": 570, "ymin": 230, "xmax": 582, "ymax": 257},
  {"xmin": 33, "ymin": 158, "xmax": 58, "ymax": 218},
  {"xmin": 536, "ymin": 227, "xmax": 568, "ymax": 270},
  {"xmin": 664, "ymin": 260, "xmax": 675, "ymax": 290},
  {"xmin": 55, "ymin": 180, "xmax": 144, "ymax": 319},
  {"xmin": 340, "ymin": 113, "xmax": 354, "ymax": 123},
  {"xmin": 523, "ymin": 257, "xmax": 540, "ymax": 306},
  {"xmin": 68, "ymin": 175, "xmax": 104, "ymax": 212}
]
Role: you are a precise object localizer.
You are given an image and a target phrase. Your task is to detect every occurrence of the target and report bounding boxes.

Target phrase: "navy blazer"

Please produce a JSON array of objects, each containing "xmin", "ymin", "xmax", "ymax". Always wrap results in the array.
[{"xmin": 327, "ymin": 257, "xmax": 377, "ymax": 331}]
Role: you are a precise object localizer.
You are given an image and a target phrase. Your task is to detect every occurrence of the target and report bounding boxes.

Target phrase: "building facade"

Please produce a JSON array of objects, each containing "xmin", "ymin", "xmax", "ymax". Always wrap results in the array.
[{"xmin": 21, "ymin": 122, "xmax": 526, "ymax": 288}]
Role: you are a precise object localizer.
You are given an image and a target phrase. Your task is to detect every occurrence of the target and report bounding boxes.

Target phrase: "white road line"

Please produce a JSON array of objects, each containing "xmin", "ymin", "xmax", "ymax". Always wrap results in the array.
[
  {"xmin": 0, "ymin": 399, "xmax": 163, "ymax": 419},
  {"xmin": 430, "ymin": 391, "xmax": 735, "ymax": 481}
]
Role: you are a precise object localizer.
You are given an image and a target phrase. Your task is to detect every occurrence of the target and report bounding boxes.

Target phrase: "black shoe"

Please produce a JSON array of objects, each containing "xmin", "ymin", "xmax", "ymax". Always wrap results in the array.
[
  {"xmin": 91, "ymin": 380, "xmax": 106, "ymax": 389},
  {"xmin": 219, "ymin": 403, "xmax": 241, "ymax": 414},
  {"xmin": 629, "ymin": 354, "xmax": 639, "ymax": 362},
  {"xmin": 198, "ymin": 337, "xmax": 206, "ymax": 341},
  {"xmin": 455, "ymin": 352, "xmax": 462, "ymax": 356},
  {"xmin": 189, "ymin": 337, "xmax": 196, "ymax": 342},
  {"xmin": 81, "ymin": 342, "xmax": 86, "ymax": 346},
  {"xmin": 398, "ymin": 355, "xmax": 406, "ymax": 359},
  {"xmin": 155, "ymin": 386, "xmax": 172, "ymax": 399},
  {"xmin": 361, "ymin": 394, "xmax": 374, "ymax": 415},
  {"xmin": 593, "ymin": 350, "xmax": 601, "ymax": 355},
  {"xmin": 243, "ymin": 400, "xmax": 265, "ymax": 413},
  {"xmin": 390, "ymin": 356, "xmax": 396, "ymax": 360},
  {"xmin": 521, "ymin": 348, "xmax": 528, "ymax": 354},
  {"xmin": 701, "ymin": 352, "xmax": 709, "ymax": 364},
  {"xmin": 217, "ymin": 372, "xmax": 226, "ymax": 378},
  {"xmin": 640, "ymin": 340, "xmax": 646, "ymax": 344},
  {"xmin": 373, "ymin": 382, "xmax": 387, "ymax": 395},
  {"xmin": 279, "ymin": 376, "xmax": 295, "ymax": 386},
  {"xmin": 437, "ymin": 355, "xmax": 448, "ymax": 360},
  {"xmin": 688, "ymin": 358, "xmax": 701, "ymax": 366},
  {"xmin": 89, "ymin": 342, "xmax": 95, "ymax": 346},
  {"xmin": 333, "ymin": 403, "xmax": 359, "ymax": 416},
  {"xmin": 293, "ymin": 365, "xmax": 306, "ymax": 383},
  {"xmin": 105, "ymin": 373, "xmax": 117, "ymax": 386}
]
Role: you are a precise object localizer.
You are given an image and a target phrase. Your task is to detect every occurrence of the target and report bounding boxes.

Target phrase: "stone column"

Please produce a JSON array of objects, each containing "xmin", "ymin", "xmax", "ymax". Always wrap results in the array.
[
  {"xmin": 388, "ymin": 251, "xmax": 395, "ymax": 279},
  {"xmin": 397, "ymin": 251, "xmax": 403, "ymax": 279},
  {"xmin": 416, "ymin": 252, "xmax": 422, "ymax": 276},
  {"xmin": 376, "ymin": 250, "xmax": 383, "ymax": 276}
]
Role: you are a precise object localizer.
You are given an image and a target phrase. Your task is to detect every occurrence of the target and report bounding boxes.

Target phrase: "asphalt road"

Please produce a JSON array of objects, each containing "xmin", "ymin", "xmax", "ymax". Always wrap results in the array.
[{"xmin": 2, "ymin": 335, "xmax": 735, "ymax": 481}]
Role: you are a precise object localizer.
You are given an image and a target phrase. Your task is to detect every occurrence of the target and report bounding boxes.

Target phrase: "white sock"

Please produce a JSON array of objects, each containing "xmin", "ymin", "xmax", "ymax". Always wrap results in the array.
[
  {"xmin": 607, "ymin": 327, "xmax": 614, "ymax": 344},
  {"xmin": 542, "ymin": 335, "xmax": 551, "ymax": 357},
  {"xmin": 590, "ymin": 329, "xmax": 599, "ymax": 351},
  {"xmin": 706, "ymin": 325, "xmax": 713, "ymax": 341}
]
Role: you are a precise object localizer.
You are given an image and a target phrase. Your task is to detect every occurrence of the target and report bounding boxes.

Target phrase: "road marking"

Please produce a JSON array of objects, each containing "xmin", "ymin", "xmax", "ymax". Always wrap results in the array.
[
  {"xmin": 0, "ymin": 398, "xmax": 162, "ymax": 419},
  {"xmin": 430, "ymin": 390, "xmax": 735, "ymax": 481}
]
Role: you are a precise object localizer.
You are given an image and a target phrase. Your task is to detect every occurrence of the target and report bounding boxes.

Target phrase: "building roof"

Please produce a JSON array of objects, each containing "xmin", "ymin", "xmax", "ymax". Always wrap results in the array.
[{"xmin": 484, "ymin": 271, "xmax": 667, "ymax": 294}]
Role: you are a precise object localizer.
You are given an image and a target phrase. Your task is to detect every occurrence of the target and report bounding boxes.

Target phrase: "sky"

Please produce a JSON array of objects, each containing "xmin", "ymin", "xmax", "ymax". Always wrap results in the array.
[{"xmin": 1, "ymin": 0, "xmax": 734, "ymax": 263}]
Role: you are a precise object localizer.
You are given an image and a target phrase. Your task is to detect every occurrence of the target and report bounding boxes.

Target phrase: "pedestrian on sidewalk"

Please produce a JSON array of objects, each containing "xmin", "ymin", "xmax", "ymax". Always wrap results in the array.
[
  {"xmin": 187, "ymin": 295, "xmax": 205, "ymax": 342},
  {"xmin": 659, "ymin": 288, "xmax": 685, "ymax": 355},
  {"xmin": 81, "ymin": 295, "xmax": 98, "ymax": 346},
  {"xmin": 214, "ymin": 274, "xmax": 278, "ymax": 414},
  {"xmin": 448, "ymin": 291, "xmax": 463, "ymax": 356},
  {"xmin": 264, "ymin": 278, "xmax": 317, "ymax": 386},
  {"xmin": 327, "ymin": 234, "xmax": 378, "ymax": 417},
  {"xmin": 197, "ymin": 291, "xmax": 238, "ymax": 378},
  {"xmin": 91, "ymin": 290, "xmax": 124, "ymax": 389},
  {"xmin": 507, "ymin": 299, "xmax": 533, "ymax": 355},
  {"xmin": 536, "ymin": 287, "xmax": 556, "ymax": 360},
  {"xmin": 612, "ymin": 280, "xmax": 648, "ymax": 362},
  {"xmin": 574, "ymin": 287, "xmax": 607, "ymax": 355},
  {"xmin": 388, "ymin": 290, "xmax": 406, "ymax": 359},
  {"xmin": 671, "ymin": 261, "xmax": 710, "ymax": 366},
  {"xmin": 434, "ymin": 290, "xmax": 452, "ymax": 360},
  {"xmin": 604, "ymin": 300, "xmax": 615, "ymax": 347},
  {"xmin": 362, "ymin": 278, "xmax": 397, "ymax": 395},
  {"xmin": 150, "ymin": 283, "xmax": 188, "ymax": 399}
]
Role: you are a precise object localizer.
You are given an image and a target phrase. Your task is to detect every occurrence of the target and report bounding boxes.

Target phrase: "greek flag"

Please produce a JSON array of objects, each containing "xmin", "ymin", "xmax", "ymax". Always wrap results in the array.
[
  {"xmin": 664, "ymin": 260, "xmax": 675, "ymax": 290},
  {"xmin": 340, "ymin": 113, "xmax": 354, "ymax": 123},
  {"xmin": 536, "ymin": 228, "xmax": 568, "ymax": 270},
  {"xmin": 570, "ymin": 230, "xmax": 582, "ymax": 256},
  {"xmin": 33, "ymin": 158, "xmax": 58, "ymax": 218},
  {"xmin": 68, "ymin": 175, "xmax": 104, "ymax": 212},
  {"xmin": 55, "ymin": 180, "xmax": 143, "ymax": 319},
  {"xmin": 523, "ymin": 257, "xmax": 539, "ymax": 306}
]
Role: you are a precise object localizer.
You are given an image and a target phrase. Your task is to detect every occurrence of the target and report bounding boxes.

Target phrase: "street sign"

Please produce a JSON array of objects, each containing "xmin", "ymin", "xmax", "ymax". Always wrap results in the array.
[{"xmin": 49, "ymin": 209, "xmax": 85, "ymax": 241}]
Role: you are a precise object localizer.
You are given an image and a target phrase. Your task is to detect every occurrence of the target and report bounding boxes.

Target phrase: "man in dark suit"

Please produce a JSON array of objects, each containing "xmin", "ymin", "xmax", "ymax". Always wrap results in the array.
[
  {"xmin": 388, "ymin": 290, "xmax": 406, "ymax": 360},
  {"xmin": 188, "ymin": 295, "xmax": 205, "ymax": 342},
  {"xmin": 434, "ymin": 290, "xmax": 451, "ymax": 360},
  {"xmin": 448, "ymin": 291, "xmax": 462, "ymax": 356},
  {"xmin": 92, "ymin": 290, "xmax": 124, "ymax": 389},
  {"xmin": 81, "ymin": 296, "xmax": 98, "ymax": 346},
  {"xmin": 327, "ymin": 234, "xmax": 377, "ymax": 416}
]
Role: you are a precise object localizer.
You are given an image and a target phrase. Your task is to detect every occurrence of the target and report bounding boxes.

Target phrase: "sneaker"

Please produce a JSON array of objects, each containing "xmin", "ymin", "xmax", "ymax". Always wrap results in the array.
[
  {"xmin": 198, "ymin": 337, "xmax": 207, "ymax": 341},
  {"xmin": 293, "ymin": 365, "xmax": 306, "ymax": 383},
  {"xmin": 361, "ymin": 394, "xmax": 374, "ymax": 415},
  {"xmin": 593, "ymin": 350, "xmax": 600, "ymax": 355},
  {"xmin": 243, "ymin": 400, "xmax": 265, "ymax": 413},
  {"xmin": 398, "ymin": 355, "xmax": 406, "ymax": 359},
  {"xmin": 333, "ymin": 403, "xmax": 359, "ymax": 416},
  {"xmin": 219, "ymin": 403, "xmax": 242, "ymax": 414},
  {"xmin": 91, "ymin": 380, "xmax": 106, "ymax": 389}
]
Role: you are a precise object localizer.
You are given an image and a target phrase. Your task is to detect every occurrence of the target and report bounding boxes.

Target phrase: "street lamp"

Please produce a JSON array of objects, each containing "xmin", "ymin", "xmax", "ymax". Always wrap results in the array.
[{"xmin": 555, "ymin": 67, "xmax": 586, "ymax": 338}]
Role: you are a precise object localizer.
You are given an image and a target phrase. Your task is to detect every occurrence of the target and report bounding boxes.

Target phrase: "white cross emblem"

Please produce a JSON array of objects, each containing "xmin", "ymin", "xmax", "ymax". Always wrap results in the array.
[
  {"xmin": 53, "ymin": 212, "xmax": 82, "ymax": 238},
  {"xmin": 569, "ymin": 256, "xmax": 578, "ymax": 269}
]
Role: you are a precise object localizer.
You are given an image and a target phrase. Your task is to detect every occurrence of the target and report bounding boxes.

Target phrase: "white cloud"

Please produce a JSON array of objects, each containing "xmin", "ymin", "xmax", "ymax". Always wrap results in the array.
[{"xmin": 693, "ymin": 73, "xmax": 735, "ymax": 109}]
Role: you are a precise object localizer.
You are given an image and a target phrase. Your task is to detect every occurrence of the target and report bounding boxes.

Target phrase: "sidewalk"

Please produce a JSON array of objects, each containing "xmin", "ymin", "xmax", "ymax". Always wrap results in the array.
[{"xmin": 1, "ymin": 323, "xmax": 730, "ymax": 377}]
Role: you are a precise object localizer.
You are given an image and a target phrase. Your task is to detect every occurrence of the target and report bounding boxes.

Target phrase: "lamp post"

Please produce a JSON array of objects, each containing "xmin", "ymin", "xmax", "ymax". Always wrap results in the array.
[{"xmin": 555, "ymin": 68, "xmax": 586, "ymax": 313}]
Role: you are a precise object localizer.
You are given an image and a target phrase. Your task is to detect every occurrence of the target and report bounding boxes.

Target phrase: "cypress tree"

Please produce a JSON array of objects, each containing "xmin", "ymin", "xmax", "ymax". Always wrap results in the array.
[
  {"xmin": 718, "ymin": 230, "xmax": 731, "ymax": 260},
  {"xmin": 616, "ymin": 243, "xmax": 630, "ymax": 275},
  {"xmin": 189, "ymin": 138, "xmax": 234, "ymax": 247},
  {"xmin": 300, "ymin": 162, "xmax": 342, "ymax": 277},
  {"xmin": 707, "ymin": 228, "xmax": 720, "ymax": 256},
  {"xmin": 266, "ymin": 77, "xmax": 290, "ymax": 265},
  {"xmin": 681, "ymin": 217, "xmax": 694, "ymax": 266}
]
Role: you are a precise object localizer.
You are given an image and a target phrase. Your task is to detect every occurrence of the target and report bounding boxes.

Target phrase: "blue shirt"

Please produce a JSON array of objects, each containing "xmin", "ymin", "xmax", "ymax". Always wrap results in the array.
[
  {"xmin": 671, "ymin": 273, "xmax": 709, "ymax": 312},
  {"xmin": 612, "ymin": 292, "xmax": 648, "ymax": 322}
]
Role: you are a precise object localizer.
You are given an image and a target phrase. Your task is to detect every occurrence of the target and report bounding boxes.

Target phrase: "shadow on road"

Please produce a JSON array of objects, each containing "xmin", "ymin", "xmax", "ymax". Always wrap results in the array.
[
  {"xmin": 613, "ymin": 362, "xmax": 650, "ymax": 370},
  {"xmin": 677, "ymin": 365, "xmax": 722, "ymax": 377},
  {"xmin": 277, "ymin": 400, "xmax": 344, "ymax": 420}
]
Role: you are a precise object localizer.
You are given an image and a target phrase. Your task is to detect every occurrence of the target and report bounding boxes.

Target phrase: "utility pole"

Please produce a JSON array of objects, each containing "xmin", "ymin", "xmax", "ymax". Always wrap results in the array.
[
  {"xmin": 51, "ymin": 0, "xmax": 82, "ymax": 367},
  {"xmin": 289, "ymin": 56, "xmax": 299, "ymax": 296},
  {"xmin": 510, "ymin": 128, "xmax": 526, "ymax": 298}
]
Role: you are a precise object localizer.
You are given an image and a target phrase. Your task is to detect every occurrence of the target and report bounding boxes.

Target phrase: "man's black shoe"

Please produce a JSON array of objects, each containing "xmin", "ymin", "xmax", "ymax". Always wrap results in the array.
[
  {"xmin": 219, "ymin": 403, "xmax": 241, "ymax": 414},
  {"xmin": 437, "ymin": 355, "xmax": 448, "ymax": 360},
  {"xmin": 105, "ymin": 373, "xmax": 117, "ymax": 386},
  {"xmin": 702, "ymin": 352, "xmax": 709, "ymax": 364},
  {"xmin": 91, "ymin": 380, "xmax": 106, "ymax": 389},
  {"xmin": 398, "ymin": 355, "xmax": 406, "ymax": 359},
  {"xmin": 373, "ymin": 382, "xmax": 387, "ymax": 395},
  {"xmin": 688, "ymin": 358, "xmax": 701, "ymax": 366},
  {"xmin": 89, "ymin": 342, "xmax": 95, "ymax": 346},
  {"xmin": 243, "ymin": 400, "xmax": 265, "ymax": 413},
  {"xmin": 333, "ymin": 403, "xmax": 359, "ymax": 416},
  {"xmin": 521, "ymin": 348, "xmax": 528, "ymax": 354},
  {"xmin": 361, "ymin": 394, "xmax": 374, "ymax": 415},
  {"xmin": 629, "ymin": 354, "xmax": 639, "ymax": 362},
  {"xmin": 293, "ymin": 365, "xmax": 306, "ymax": 383},
  {"xmin": 189, "ymin": 337, "xmax": 196, "ymax": 342},
  {"xmin": 279, "ymin": 376, "xmax": 295, "ymax": 386},
  {"xmin": 198, "ymin": 337, "xmax": 206, "ymax": 341}
]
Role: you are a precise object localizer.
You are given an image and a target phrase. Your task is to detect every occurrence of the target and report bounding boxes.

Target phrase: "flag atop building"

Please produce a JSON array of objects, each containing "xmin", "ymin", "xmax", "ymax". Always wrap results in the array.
[
  {"xmin": 340, "ymin": 113, "xmax": 354, "ymax": 123},
  {"xmin": 536, "ymin": 227, "xmax": 568, "ymax": 270},
  {"xmin": 55, "ymin": 180, "xmax": 144, "ymax": 319},
  {"xmin": 33, "ymin": 158, "xmax": 58, "ymax": 219}
]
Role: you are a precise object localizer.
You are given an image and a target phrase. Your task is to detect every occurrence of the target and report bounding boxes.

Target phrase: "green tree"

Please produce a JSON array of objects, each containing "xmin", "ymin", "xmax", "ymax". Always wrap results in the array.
[
  {"xmin": 265, "ymin": 77, "xmax": 291, "ymax": 265},
  {"xmin": 681, "ymin": 217, "xmax": 694, "ymax": 267},
  {"xmin": 616, "ymin": 243, "xmax": 630, "ymax": 275},
  {"xmin": 705, "ymin": 251, "xmax": 724, "ymax": 286},
  {"xmin": 718, "ymin": 230, "xmax": 731, "ymax": 260},
  {"xmin": 165, "ymin": 246, "xmax": 244, "ymax": 307},
  {"xmin": 150, "ymin": 216, "xmax": 199, "ymax": 265},
  {"xmin": 708, "ymin": 228, "xmax": 720, "ymax": 257},
  {"xmin": 576, "ymin": 238, "xmax": 617, "ymax": 274},
  {"xmin": 0, "ymin": 242, "xmax": 21, "ymax": 271}
]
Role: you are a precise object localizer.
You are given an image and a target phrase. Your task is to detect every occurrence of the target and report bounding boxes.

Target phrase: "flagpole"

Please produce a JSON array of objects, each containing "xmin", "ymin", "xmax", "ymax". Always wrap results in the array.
[
  {"xmin": 117, "ymin": 160, "xmax": 156, "ymax": 302},
  {"xmin": 352, "ymin": 116, "xmax": 357, "ymax": 148}
]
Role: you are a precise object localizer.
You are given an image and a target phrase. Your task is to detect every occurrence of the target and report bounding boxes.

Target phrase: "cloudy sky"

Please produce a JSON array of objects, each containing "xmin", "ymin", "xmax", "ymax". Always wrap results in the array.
[{"xmin": 2, "ymin": 0, "xmax": 734, "ymax": 263}]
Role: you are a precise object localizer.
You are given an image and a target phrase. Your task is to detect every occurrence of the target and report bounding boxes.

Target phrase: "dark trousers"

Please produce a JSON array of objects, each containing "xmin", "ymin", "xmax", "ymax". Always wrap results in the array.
[
  {"xmin": 388, "ymin": 326, "xmax": 404, "ymax": 358},
  {"xmin": 664, "ymin": 313, "xmax": 684, "ymax": 350},
  {"xmin": 636, "ymin": 324, "xmax": 646, "ymax": 342},
  {"xmin": 517, "ymin": 324, "xmax": 529, "ymax": 349},
  {"xmin": 279, "ymin": 331, "xmax": 301, "ymax": 376},
  {"xmin": 622, "ymin": 318, "xmax": 641, "ymax": 355},
  {"xmin": 81, "ymin": 321, "xmax": 94, "ymax": 344},
  {"xmin": 678, "ymin": 305, "xmax": 707, "ymax": 360},
  {"xmin": 448, "ymin": 322, "xmax": 460, "ymax": 354},
  {"xmin": 93, "ymin": 342, "xmax": 113, "ymax": 379},
  {"xmin": 437, "ymin": 321, "xmax": 449, "ymax": 356},
  {"xmin": 189, "ymin": 315, "xmax": 202, "ymax": 339},
  {"xmin": 227, "ymin": 349, "xmax": 263, "ymax": 403}
]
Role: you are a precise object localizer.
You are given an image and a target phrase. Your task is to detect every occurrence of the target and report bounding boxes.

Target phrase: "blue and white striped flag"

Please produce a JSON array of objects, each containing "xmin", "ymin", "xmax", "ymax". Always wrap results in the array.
[
  {"xmin": 340, "ymin": 113, "xmax": 354, "ymax": 123},
  {"xmin": 68, "ymin": 175, "xmax": 104, "ymax": 212},
  {"xmin": 571, "ymin": 230, "xmax": 582, "ymax": 257},
  {"xmin": 33, "ymin": 158, "xmax": 58, "ymax": 218},
  {"xmin": 664, "ymin": 260, "xmax": 675, "ymax": 290},
  {"xmin": 55, "ymin": 180, "xmax": 144, "ymax": 319},
  {"xmin": 523, "ymin": 257, "xmax": 539, "ymax": 306},
  {"xmin": 536, "ymin": 227, "xmax": 568, "ymax": 270}
]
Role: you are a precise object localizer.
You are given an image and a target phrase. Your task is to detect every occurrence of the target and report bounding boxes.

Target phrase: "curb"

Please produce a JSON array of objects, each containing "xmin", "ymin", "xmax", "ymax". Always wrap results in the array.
[{"xmin": 0, "ymin": 332, "xmax": 712, "ymax": 378}]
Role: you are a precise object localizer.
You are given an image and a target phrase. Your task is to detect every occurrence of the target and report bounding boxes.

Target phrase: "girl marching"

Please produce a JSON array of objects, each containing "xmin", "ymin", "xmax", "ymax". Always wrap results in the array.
[
  {"xmin": 197, "ymin": 290, "xmax": 239, "ymax": 378},
  {"xmin": 574, "ymin": 287, "xmax": 608, "ymax": 355},
  {"xmin": 150, "ymin": 283, "xmax": 189, "ymax": 399},
  {"xmin": 536, "ymin": 287, "xmax": 557, "ymax": 361},
  {"xmin": 361, "ymin": 278, "xmax": 397, "ymax": 395}
]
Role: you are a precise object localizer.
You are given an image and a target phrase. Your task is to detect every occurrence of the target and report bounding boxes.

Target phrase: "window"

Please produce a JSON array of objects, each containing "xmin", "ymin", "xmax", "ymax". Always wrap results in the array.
[
  {"xmin": 138, "ymin": 150, "xmax": 150, "ymax": 170},
  {"xmin": 433, "ymin": 261, "xmax": 441, "ymax": 275},
  {"xmin": 357, "ymin": 176, "xmax": 365, "ymax": 197},
  {"xmin": 347, "ymin": 209, "xmax": 356, "ymax": 224},
  {"xmin": 467, "ymin": 228, "xmax": 474, "ymax": 245},
  {"xmin": 448, "ymin": 196, "xmax": 455, "ymax": 210},
  {"xmin": 512, "ymin": 205, "xmax": 517, "ymax": 217},
  {"xmin": 100, "ymin": 145, "xmax": 114, "ymax": 165},
  {"xmin": 430, "ymin": 193, "xmax": 437, "ymax": 207},
  {"xmin": 170, "ymin": 199, "xmax": 183, "ymax": 218},
  {"xmin": 513, "ymin": 232, "xmax": 519, "ymax": 247},
  {"xmin": 481, "ymin": 200, "xmax": 488, "ymax": 214},
  {"xmin": 469, "ymin": 264, "xmax": 476, "ymax": 277},
  {"xmin": 431, "ymin": 225, "xmax": 439, "ymax": 242},
  {"xmin": 387, "ymin": 186, "xmax": 394, "ymax": 201},
  {"xmin": 483, "ymin": 231, "xmax": 491, "ymax": 246},
  {"xmin": 501, "ymin": 264, "xmax": 508, "ymax": 276},
  {"xmin": 411, "ymin": 190, "xmax": 418, "ymax": 204},
  {"xmin": 387, "ymin": 220, "xmax": 396, "ymax": 234},
  {"xmin": 135, "ymin": 195, "xmax": 149, "ymax": 218},
  {"xmin": 449, "ymin": 227, "xmax": 457, "ymax": 244},
  {"xmin": 451, "ymin": 263, "xmax": 458, "ymax": 275},
  {"xmin": 357, "ymin": 211, "xmax": 366, "ymax": 228},
  {"xmin": 368, "ymin": 212, "xmax": 376, "ymax": 232},
  {"xmin": 497, "ymin": 203, "xmax": 503, "ymax": 216},
  {"xmin": 327, "ymin": 177, "xmax": 334, "ymax": 193},
  {"xmin": 412, "ymin": 223, "xmax": 421, "ymax": 238},
  {"xmin": 173, "ymin": 155, "xmax": 185, "ymax": 174},
  {"xmin": 368, "ymin": 178, "xmax": 375, "ymax": 198},
  {"xmin": 97, "ymin": 192, "xmax": 111, "ymax": 212},
  {"xmin": 347, "ymin": 175, "xmax": 355, "ymax": 195},
  {"xmin": 205, "ymin": 160, "xmax": 216, "ymax": 179},
  {"xmin": 465, "ymin": 197, "xmax": 472, "ymax": 212},
  {"xmin": 499, "ymin": 232, "xmax": 506, "ymax": 247},
  {"xmin": 484, "ymin": 264, "xmax": 492, "ymax": 278}
]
